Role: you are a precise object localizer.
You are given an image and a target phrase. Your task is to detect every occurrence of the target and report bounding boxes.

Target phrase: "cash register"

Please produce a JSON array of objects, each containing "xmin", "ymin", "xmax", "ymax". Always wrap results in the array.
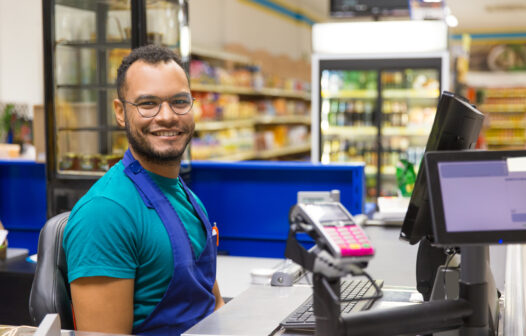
[{"xmin": 283, "ymin": 149, "xmax": 526, "ymax": 335}]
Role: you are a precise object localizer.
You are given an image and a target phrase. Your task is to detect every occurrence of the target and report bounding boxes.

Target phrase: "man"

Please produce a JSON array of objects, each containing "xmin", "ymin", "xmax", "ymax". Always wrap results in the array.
[{"xmin": 63, "ymin": 45, "xmax": 224, "ymax": 335}]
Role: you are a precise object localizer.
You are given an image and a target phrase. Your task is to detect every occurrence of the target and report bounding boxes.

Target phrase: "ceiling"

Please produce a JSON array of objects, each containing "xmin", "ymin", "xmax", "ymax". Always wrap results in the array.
[{"xmin": 299, "ymin": 0, "xmax": 526, "ymax": 32}]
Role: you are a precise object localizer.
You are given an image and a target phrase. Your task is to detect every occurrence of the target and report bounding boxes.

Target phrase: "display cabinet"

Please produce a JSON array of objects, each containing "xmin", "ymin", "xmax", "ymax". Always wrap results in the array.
[
  {"xmin": 311, "ymin": 53, "xmax": 448, "ymax": 200},
  {"xmin": 43, "ymin": 0, "xmax": 189, "ymax": 217}
]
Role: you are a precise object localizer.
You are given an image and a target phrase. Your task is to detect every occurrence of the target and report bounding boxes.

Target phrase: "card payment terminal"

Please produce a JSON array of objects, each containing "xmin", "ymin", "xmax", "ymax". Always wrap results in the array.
[{"xmin": 291, "ymin": 202, "xmax": 374, "ymax": 260}]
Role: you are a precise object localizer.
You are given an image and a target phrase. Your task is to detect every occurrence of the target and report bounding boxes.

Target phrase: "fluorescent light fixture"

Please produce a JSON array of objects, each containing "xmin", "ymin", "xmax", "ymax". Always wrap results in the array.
[
  {"xmin": 180, "ymin": 26, "xmax": 191, "ymax": 58},
  {"xmin": 312, "ymin": 21, "xmax": 448, "ymax": 54}
]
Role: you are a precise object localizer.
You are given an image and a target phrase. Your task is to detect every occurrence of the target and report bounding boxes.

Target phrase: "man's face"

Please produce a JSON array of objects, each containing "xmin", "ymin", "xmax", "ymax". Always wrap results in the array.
[{"xmin": 114, "ymin": 60, "xmax": 194, "ymax": 164}]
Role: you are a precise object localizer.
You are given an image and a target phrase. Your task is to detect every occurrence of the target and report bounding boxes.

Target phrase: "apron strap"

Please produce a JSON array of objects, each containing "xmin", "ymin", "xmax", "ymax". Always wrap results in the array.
[
  {"xmin": 179, "ymin": 177, "xmax": 211, "ymax": 232},
  {"xmin": 122, "ymin": 150, "xmax": 155, "ymax": 208}
]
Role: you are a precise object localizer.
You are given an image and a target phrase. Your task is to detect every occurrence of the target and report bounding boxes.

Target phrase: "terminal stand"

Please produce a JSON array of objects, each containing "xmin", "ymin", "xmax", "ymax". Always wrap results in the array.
[{"xmin": 285, "ymin": 211, "xmax": 497, "ymax": 336}]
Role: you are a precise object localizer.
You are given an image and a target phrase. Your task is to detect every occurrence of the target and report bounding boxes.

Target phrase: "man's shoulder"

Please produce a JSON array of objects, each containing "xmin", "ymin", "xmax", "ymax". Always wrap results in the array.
[{"xmin": 75, "ymin": 161, "xmax": 139, "ymax": 208}]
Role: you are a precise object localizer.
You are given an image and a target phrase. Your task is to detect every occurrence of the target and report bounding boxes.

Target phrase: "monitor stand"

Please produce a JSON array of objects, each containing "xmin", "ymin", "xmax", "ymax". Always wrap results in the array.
[{"xmin": 428, "ymin": 245, "xmax": 499, "ymax": 336}]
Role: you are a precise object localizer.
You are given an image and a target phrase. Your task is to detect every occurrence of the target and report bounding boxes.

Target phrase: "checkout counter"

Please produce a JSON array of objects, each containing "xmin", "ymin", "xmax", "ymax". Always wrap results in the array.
[
  {"xmin": 0, "ymin": 159, "xmax": 523, "ymax": 335},
  {"xmin": 184, "ymin": 225, "xmax": 509, "ymax": 336}
]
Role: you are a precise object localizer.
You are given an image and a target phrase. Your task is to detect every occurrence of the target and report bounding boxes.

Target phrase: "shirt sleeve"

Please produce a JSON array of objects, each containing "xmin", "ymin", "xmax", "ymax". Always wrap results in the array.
[{"xmin": 63, "ymin": 197, "xmax": 138, "ymax": 282}]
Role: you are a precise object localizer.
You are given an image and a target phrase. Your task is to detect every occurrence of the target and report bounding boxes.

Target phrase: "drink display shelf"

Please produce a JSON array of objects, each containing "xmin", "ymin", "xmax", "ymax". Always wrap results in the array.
[
  {"xmin": 196, "ymin": 115, "xmax": 310, "ymax": 131},
  {"xmin": 322, "ymin": 126, "xmax": 377, "ymax": 138}
]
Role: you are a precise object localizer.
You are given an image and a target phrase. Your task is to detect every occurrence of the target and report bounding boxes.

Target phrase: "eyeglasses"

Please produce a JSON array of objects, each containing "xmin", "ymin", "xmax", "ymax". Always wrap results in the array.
[{"xmin": 121, "ymin": 94, "xmax": 195, "ymax": 118}]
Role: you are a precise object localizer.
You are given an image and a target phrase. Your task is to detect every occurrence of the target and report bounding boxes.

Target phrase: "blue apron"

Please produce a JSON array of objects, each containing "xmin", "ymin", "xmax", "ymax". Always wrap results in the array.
[{"xmin": 122, "ymin": 150, "xmax": 217, "ymax": 336}]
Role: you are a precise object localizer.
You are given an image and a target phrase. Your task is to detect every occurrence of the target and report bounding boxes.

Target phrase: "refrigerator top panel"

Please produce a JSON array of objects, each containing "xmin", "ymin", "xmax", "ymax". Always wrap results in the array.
[{"xmin": 312, "ymin": 21, "xmax": 448, "ymax": 54}]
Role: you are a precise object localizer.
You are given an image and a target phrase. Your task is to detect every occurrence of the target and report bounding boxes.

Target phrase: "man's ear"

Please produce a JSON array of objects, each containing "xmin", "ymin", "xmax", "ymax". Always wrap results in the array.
[{"xmin": 114, "ymin": 99, "xmax": 126, "ymax": 127}]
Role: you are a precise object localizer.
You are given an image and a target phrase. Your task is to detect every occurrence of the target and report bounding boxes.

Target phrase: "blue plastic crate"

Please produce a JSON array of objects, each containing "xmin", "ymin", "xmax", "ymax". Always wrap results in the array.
[{"xmin": 189, "ymin": 161, "xmax": 365, "ymax": 258}]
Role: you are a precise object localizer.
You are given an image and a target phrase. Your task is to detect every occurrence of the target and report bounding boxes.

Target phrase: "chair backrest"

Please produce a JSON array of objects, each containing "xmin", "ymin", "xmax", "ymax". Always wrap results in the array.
[{"xmin": 29, "ymin": 212, "xmax": 74, "ymax": 329}]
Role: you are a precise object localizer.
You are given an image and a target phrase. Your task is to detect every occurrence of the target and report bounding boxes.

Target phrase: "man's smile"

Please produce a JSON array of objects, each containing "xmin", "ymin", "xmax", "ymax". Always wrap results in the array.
[{"xmin": 151, "ymin": 130, "xmax": 184, "ymax": 137}]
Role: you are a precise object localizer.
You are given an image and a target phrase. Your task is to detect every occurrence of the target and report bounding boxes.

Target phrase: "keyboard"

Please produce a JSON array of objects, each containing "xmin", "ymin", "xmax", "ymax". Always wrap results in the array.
[{"xmin": 280, "ymin": 278, "xmax": 384, "ymax": 330}]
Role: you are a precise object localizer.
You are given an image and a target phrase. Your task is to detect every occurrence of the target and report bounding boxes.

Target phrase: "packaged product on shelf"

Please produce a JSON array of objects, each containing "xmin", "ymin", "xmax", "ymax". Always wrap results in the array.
[
  {"xmin": 231, "ymin": 68, "xmax": 252, "ymax": 87},
  {"xmin": 59, "ymin": 153, "xmax": 79, "ymax": 171},
  {"xmin": 79, "ymin": 154, "xmax": 97, "ymax": 171},
  {"xmin": 288, "ymin": 125, "xmax": 308, "ymax": 146},
  {"xmin": 239, "ymin": 101, "xmax": 257, "ymax": 119},
  {"xmin": 190, "ymin": 59, "xmax": 216, "ymax": 85},
  {"xmin": 257, "ymin": 99, "xmax": 275, "ymax": 116},
  {"xmin": 273, "ymin": 99, "xmax": 287, "ymax": 115}
]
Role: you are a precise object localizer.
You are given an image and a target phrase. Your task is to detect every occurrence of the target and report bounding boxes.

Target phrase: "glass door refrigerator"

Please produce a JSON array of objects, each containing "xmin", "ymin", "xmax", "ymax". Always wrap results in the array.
[{"xmin": 311, "ymin": 53, "xmax": 449, "ymax": 201}]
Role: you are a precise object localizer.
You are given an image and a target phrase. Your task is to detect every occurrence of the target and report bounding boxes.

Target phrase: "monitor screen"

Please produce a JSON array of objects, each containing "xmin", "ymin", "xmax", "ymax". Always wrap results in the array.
[
  {"xmin": 400, "ymin": 91, "xmax": 485, "ymax": 244},
  {"xmin": 426, "ymin": 150, "xmax": 526, "ymax": 245}
]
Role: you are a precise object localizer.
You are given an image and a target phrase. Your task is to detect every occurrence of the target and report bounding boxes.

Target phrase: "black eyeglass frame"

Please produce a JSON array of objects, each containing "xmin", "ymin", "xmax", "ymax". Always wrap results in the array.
[{"xmin": 120, "ymin": 96, "xmax": 196, "ymax": 118}]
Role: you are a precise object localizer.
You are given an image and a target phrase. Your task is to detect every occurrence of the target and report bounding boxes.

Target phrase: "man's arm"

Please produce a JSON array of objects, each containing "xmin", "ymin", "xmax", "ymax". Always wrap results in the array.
[
  {"xmin": 70, "ymin": 276, "xmax": 134, "ymax": 333},
  {"xmin": 213, "ymin": 280, "xmax": 225, "ymax": 310}
]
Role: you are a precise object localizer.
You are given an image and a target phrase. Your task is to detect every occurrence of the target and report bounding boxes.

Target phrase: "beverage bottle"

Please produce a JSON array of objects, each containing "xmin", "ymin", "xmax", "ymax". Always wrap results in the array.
[
  {"xmin": 364, "ymin": 101, "xmax": 373, "ymax": 126},
  {"xmin": 392, "ymin": 101, "xmax": 400, "ymax": 127},
  {"xmin": 337, "ymin": 101, "xmax": 346, "ymax": 126},
  {"xmin": 347, "ymin": 100, "xmax": 355, "ymax": 126},
  {"xmin": 329, "ymin": 100, "xmax": 338, "ymax": 126},
  {"xmin": 345, "ymin": 100, "xmax": 354, "ymax": 126},
  {"xmin": 383, "ymin": 100, "xmax": 392, "ymax": 127}
]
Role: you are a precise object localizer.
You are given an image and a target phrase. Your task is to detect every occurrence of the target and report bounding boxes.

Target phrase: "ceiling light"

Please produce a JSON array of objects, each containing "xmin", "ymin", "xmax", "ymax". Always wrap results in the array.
[{"xmin": 445, "ymin": 14, "xmax": 458, "ymax": 27}]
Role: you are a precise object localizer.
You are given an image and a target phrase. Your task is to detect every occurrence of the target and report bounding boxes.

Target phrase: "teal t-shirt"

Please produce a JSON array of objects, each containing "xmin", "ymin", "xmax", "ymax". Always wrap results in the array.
[{"xmin": 63, "ymin": 161, "xmax": 208, "ymax": 328}]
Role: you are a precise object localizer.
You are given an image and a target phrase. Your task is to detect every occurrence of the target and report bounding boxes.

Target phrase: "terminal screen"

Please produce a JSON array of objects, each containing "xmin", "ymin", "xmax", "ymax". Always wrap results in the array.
[
  {"xmin": 438, "ymin": 159, "xmax": 526, "ymax": 232},
  {"xmin": 303, "ymin": 203, "xmax": 350, "ymax": 225}
]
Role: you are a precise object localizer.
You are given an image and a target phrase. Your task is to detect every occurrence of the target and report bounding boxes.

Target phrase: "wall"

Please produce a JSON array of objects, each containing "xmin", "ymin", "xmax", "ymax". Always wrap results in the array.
[
  {"xmin": 189, "ymin": 0, "xmax": 314, "ymax": 61},
  {"xmin": 0, "ymin": 0, "xmax": 43, "ymax": 116},
  {"xmin": 0, "ymin": 0, "xmax": 313, "ymax": 118}
]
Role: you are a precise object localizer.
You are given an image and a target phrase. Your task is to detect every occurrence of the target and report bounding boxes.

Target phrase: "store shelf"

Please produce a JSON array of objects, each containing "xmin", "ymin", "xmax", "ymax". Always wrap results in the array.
[
  {"xmin": 56, "ymin": 84, "xmax": 117, "ymax": 90},
  {"xmin": 56, "ymin": 41, "xmax": 130, "ymax": 49},
  {"xmin": 57, "ymin": 126, "xmax": 124, "ymax": 132},
  {"xmin": 486, "ymin": 139, "xmax": 525, "ymax": 146},
  {"xmin": 255, "ymin": 115, "xmax": 310, "ymax": 125},
  {"xmin": 382, "ymin": 89, "xmax": 439, "ymax": 99},
  {"xmin": 191, "ymin": 83, "xmax": 310, "ymax": 100},
  {"xmin": 322, "ymin": 126, "xmax": 377, "ymax": 137},
  {"xmin": 321, "ymin": 90, "xmax": 377, "ymax": 99},
  {"xmin": 466, "ymin": 72, "xmax": 526, "ymax": 89},
  {"xmin": 487, "ymin": 122, "xmax": 526, "ymax": 129},
  {"xmin": 382, "ymin": 127, "xmax": 430, "ymax": 136},
  {"xmin": 57, "ymin": 169, "xmax": 106, "ymax": 177},
  {"xmin": 208, "ymin": 144, "xmax": 310, "ymax": 161},
  {"xmin": 196, "ymin": 115, "xmax": 310, "ymax": 131},
  {"xmin": 479, "ymin": 104, "xmax": 526, "ymax": 113},
  {"xmin": 212, "ymin": 151, "xmax": 258, "ymax": 162},
  {"xmin": 192, "ymin": 45, "xmax": 252, "ymax": 64},
  {"xmin": 195, "ymin": 119, "xmax": 255, "ymax": 131},
  {"xmin": 255, "ymin": 144, "xmax": 310, "ymax": 159},
  {"xmin": 365, "ymin": 165, "xmax": 396, "ymax": 176}
]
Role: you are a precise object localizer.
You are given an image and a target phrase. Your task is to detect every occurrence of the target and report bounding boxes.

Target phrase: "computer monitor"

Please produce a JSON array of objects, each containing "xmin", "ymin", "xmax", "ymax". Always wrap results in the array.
[
  {"xmin": 400, "ymin": 91, "xmax": 485, "ymax": 244},
  {"xmin": 425, "ymin": 150, "xmax": 526, "ymax": 246}
]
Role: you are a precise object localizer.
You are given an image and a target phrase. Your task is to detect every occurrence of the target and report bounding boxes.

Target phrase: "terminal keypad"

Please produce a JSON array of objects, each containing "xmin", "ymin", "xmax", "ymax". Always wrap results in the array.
[{"xmin": 325, "ymin": 225, "xmax": 374, "ymax": 257}]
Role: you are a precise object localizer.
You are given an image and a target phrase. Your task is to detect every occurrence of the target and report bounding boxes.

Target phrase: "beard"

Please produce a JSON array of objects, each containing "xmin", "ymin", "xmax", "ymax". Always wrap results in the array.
[{"xmin": 124, "ymin": 112, "xmax": 193, "ymax": 164}]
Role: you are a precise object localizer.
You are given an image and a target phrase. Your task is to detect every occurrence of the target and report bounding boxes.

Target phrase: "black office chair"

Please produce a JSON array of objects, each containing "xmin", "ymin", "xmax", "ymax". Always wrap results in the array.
[{"xmin": 29, "ymin": 212, "xmax": 74, "ymax": 329}]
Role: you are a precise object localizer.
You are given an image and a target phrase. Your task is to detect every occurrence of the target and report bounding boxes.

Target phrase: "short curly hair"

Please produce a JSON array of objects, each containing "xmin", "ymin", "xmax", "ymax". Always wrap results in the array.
[{"xmin": 116, "ymin": 44, "xmax": 188, "ymax": 100}]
